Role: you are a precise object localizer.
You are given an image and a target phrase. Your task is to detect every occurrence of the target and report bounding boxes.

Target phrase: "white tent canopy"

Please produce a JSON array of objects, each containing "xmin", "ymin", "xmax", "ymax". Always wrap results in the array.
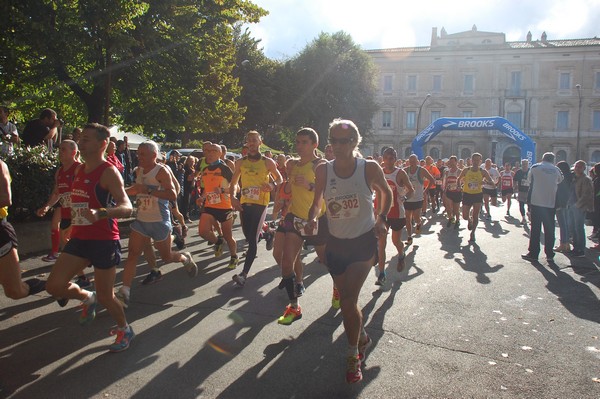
[{"xmin": 108, "ymin": 126, "xmax": 157, "ymax": 151}]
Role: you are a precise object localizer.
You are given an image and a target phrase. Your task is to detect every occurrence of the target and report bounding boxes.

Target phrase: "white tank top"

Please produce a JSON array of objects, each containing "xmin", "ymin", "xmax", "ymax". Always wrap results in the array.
[
  {"xmin": 324, "ymin": 158, "xmax": 375, "ymax": 239},
  {"xmin": 405, "ymin": 166, "xmax": 424, "ymax": 202},
  {"xmin": 135, "ymin": 164, "xmax": 170, "ymax": 223},
  {"xmin": 384, "ymin": 168, "xmax": 406, "ymax": 219}
]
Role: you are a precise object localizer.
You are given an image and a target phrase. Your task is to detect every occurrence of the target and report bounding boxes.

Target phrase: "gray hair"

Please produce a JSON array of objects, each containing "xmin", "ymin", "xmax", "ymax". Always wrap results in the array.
[
  {"xmin": 139, "ymin": 140, "xmax": 159, "ymax": 156},
  {"xmin": 328, "ymin": 118, "xmax": 362, "ymax": 147},
  {"xmin": 542, "ymin": 152, "xmax": 555, "ymax": 163}
]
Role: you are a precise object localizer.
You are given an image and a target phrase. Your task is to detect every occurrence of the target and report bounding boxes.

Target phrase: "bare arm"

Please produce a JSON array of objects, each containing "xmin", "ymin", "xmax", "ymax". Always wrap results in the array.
[
  {"xmin": 397, "ymin": 168, "xmax": 414, "ymax": 198},
  {"xmin": 421, "ymin": 168, "xmax": 436, "ymax": 185},
  {"xmin": 87, "ymin": 166, "xmax": 132, "ymax": 222},
  {"xmin": 0, "ymin": 160, "xmax": 11, "ymax": 208},
  {"xmin": 37, "ymin": 169, "xmax": 61, "ymax": 216},
  {"xmin": 307, "ymin": 163, "xmax": 327, "ymax": 223},
  {"xmin": 229, "ymin": 158, "xmax": 243, "ymax": 212}
]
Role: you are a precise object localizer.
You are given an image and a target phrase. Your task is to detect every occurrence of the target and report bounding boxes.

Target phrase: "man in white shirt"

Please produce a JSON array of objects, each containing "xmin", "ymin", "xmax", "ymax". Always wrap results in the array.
[
  {"xmin": 521, "ymin": 152, "xmax": 563, "ymax": 262},
  {"xmin": 482, "ymin": 158, "xmax": 500, "ymax": 220},
  {"xmin": 0, "ymin": 106, "xmax": 19, "ymax": 157}
]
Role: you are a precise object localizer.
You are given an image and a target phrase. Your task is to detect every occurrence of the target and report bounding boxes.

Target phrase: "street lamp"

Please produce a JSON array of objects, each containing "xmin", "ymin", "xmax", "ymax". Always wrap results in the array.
[
  {"xmin": 576, "ymin": 84, "xmax": 582, "ymax": 161},
  {"xmin": 416, "ymin": 93, "xmax": 431, "ymax": 135}
]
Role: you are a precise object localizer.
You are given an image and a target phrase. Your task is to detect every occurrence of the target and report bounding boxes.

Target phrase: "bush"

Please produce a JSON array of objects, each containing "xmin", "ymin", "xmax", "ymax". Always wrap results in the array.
[{"xmin": 5, "ymin": 145, "xmax": 58, "ymax": 222}]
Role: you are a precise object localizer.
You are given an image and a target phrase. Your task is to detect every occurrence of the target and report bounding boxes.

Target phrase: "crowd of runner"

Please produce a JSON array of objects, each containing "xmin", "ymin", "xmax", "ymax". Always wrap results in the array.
[{"xmin": 2, "ymin": 113, "xmax": 600, "ymax": 384}]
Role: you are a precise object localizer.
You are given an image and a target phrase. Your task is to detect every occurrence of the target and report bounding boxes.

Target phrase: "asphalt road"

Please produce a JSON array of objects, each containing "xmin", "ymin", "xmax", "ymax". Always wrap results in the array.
[{"xmin": 1, "ymin": 203, "xmax": 600, "ymax": 399}]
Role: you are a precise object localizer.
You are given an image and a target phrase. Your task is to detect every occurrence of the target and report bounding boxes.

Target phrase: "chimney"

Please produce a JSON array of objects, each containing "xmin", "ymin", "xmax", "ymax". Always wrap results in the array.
[
  {"xmin": 526, "ymin": 31, "xmax": 532, "ymax": 42},
  {"xmin": 431, "ymin": 27, "xmax": 438, "ymax": 46}
]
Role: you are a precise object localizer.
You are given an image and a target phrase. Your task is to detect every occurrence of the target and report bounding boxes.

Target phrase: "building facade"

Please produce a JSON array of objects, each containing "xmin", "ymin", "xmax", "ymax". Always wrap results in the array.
[{"xmin": 366, "ymin": 26, "xmax": 600, "ymax": 166}]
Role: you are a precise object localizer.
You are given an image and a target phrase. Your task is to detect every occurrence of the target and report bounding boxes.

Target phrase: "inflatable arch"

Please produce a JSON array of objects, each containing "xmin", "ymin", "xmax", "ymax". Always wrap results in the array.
[{"xmin": 411, "ymin": 117, "xmax": 536, "ymax": 163}]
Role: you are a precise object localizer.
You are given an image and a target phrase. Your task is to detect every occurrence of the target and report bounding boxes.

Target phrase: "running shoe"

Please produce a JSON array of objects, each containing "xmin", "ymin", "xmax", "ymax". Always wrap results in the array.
[
  {"xmin": 446, "ymin": 218, "xmax": 452, "ymax": 228},
  {"xmin": 277, "ymin": 305, "xmax": 302, "ymax": 325},
  {"xmin": 24, "ymin": 278, "xmax": 46, "ymax": 295},
  {"xmin": 346, "ymin": 355, "xmax": 363, "ymax": 384},
  {"xmin": 115, "ymin": 290, "xmax": 130, "ymax": 309},
  {"xmin": 142, "ymin": 269, "xmax": 163, "ymax": 285},
  {"xmin": 108, "ymin": 326, "xmax": 135, "ymax": 353},
  {"xmin": 295, "ymin": 282, "xmax": 305, "ymax": 297},
  {"xmin": 486, "ymin": 214, "xmax": 491, "ymax": 221},
  {"xmin": 183, "ymin": 252, "xmax": 198, "ymax": 278},
  {"xmin": 56, "ymin": 297, "xmax": 69, "ymax": 307},
  {"xmin": 375, "ymin": 272, "xmax": 386, "ymax": 286},
  {"xmin": 358, "ymin": 335, "xmax": 373, "ymax": 362},
  {"xmin": 469, "ymin": 231, "xmax": 476, "ymax": 243},
  {"xmin": 405, "ymin": 236, "xmax": 413, "ymax": 246},
  {"xmin": 42, "ymin": 253, "xmax": 59, "ymax": 262},
  {"xmin": 265, "ymin": 231, "xmax": 274, "ymax": 251},
  {"xmin": 331, "ymin": 287, "xmax": 340, "ymax": 309},
  {"xmin": 79, "ymin": 294, "xmax": 97, "ymax": 326},
  {"xmin": 520, "ymin": 253, "xmax": 538, "ymax": 262},
  {"xmin": 397, "ymin": 254, "xmax": 406, "ymax": 272},
  {"xmin": 173, "ymin": 235, "xmax": 185, "ymax": 250},
  {"xmin": 467, "ymin": 219, "xmax": 473, "ymax": 230},
  {"xmin": 214, "ymin": 240, "xmax": 224, "ymax": 258},
  {"xmin": 454, "ymin": 220, "xmax": 460, "ymax": 230},
  {"xmin": 182, "ymin": 225, "xmax": 188, "ymax": 238},
  {"xmin": 74, "ymin": 275, "xmax": 92, "ymax": 289},
  {"xmin": 232, "ymin": 273, "xmax": 246, "ymax": 287},
  {"xmin": 227, "ymin": 257, "xmax": 239, "ymax": 270},
  {"xmin": 415, "ymin": 224, "xmax": 422, "ymax": 234},
  {"xmin": 521, "ymin": 217, "xmax": 526, "ymax": 225}
]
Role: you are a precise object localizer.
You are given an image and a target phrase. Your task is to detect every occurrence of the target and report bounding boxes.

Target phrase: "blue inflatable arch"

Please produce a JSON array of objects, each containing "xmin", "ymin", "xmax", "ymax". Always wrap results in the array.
[{"xmin": 411, "ymin": 117, "xmax": 536, "ymax": 163}]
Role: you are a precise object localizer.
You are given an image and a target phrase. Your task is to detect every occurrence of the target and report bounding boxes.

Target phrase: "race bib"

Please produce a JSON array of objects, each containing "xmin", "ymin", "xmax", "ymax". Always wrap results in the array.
[
  {"xmin": 294, "ymin": 217, "xmax": 318, "ymax": 236},
  {"xmin": 468, "ymin": 182, "xmax": 479, "ymax": 190},
  {"xmin": 206, "ymin": 191, "xmax": 222, "ymax": 205},
  {"xmin": 242, "ymin": 186, "xmax": 260, "ymax": 201},
  {"xmin": 136, "ymin": 193, "xmax": 159, "ymax": 214},
  {"xmin": 521, "ymin": 179, "xmax": 529, "ymax": 187},
  {"xmin": 59, "ymin": 192, "xmax": 72, "ymax": 208},
  {"xmin": 71, "ymin": 202, "xmax": 92, "ymax": 226},
  {"xmin": 448, "ymin": 183, "xmax": 458, "ymax": 191},
  {"xmin": 326, "ymin": 193, "xmax": 360, "ymax": 220},
  {"xmin": 435, "ymin": 179, "xmax": 443, "ymax": 186}
]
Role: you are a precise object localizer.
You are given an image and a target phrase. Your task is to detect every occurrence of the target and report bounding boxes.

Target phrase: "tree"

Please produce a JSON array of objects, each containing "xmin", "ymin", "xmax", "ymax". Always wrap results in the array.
[
  {"xmin": 283, "ymin": 31, "xmax": 379, "ymax": 147},
  {"xmin": 1, "ymin": 0, "xmax": 265, "ymax": 141}
]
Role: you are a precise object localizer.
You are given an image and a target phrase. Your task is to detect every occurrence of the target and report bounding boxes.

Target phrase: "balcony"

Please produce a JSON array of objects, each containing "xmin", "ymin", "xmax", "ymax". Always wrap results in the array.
[{"xmin": 504, "ymin": 89, "xmax": 526, "ymax": 98}]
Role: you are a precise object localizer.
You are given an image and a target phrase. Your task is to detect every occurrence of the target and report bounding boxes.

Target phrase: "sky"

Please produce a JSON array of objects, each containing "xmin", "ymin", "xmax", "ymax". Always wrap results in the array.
[{"xmin": 246, "ymin": 0, "xmax": 600, "ymax": 60}]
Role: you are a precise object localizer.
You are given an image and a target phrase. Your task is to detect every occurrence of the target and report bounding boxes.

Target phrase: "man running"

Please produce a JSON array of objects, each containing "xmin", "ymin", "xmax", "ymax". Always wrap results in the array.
[
  {"xmin": 442, "ymin": 156, "xmax": 462, "ymax": 229},
  {"xmin": 500, "ymin": 162, "xmax": 515, "ymax": 216},
  {"xmin": 376, "ymin": 148, "xmax": 414, "ymax": 279},
  {"xmin": 116, "ymin": 141, "xmax": 197, "ymax": 308},
  {"xmin": 458, "ymin": 153, "xmax": 493, "ymax": 243},
  {"xmin": 308, "ymin": 119, "xmax": 391, "ymax": 384},
  {"xmin": 277, "ymin": 128, "xmax": 328, "ymax": 325},
  {"xmin": 46, "ymin": 123, "xmax": 134, "ymax": 352},
  {"xmin": 230, "ymin": 131, "xmax": 282, "ymax": 286},
  {"xmin": 197, "ymin": 143, "xmax": 238, "ymax": 269},
  {"xmin": 403, "ymin": 154, "xmax": 435, "ymax": 245}
]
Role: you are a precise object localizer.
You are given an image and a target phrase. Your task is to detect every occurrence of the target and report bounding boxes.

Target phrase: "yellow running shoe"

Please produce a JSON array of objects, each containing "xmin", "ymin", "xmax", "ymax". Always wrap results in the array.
[{"xmin": 277, "ymin": 305, "xmax": 302, "ymax": 325}]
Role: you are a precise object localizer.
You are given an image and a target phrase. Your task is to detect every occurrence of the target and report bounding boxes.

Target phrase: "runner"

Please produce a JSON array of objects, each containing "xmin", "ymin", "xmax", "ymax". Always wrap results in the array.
[
  {"xmin": 500, "ymin": 162, "xmax": 515, "ymax": 216},
  {"xmin": 482, "ymin": 158, "xmax": 500, "ymax": 220},
  {"xmin": 276, "ymin": 127, "xmax": 328, "ymax": 325},
  {"xmin": 458, "ymin": 153, "xmax": 493, "ymax": 243},
  {"xmin": 308, "ymin": 118, "xmax": 392, "ymax": 384},
  {"xmin": 376, "ymin": 147, "xmax": 414, "ymax": 280},
  {"xmin": 116, "ymin": 141, "xmax": 197, "ymax": 308},
  {"xmin": 0, "ymin": 160, "xmax": 47, "ymax": 299},
  {"xmin": 45, "ymin": 123, "xmax": 135, "ymax": 352},
  {"xmin": 197, "ymin": 143, "xmax": 238, "ymax": 269},
  {"xmin": 513, "ymin": 159, "xmax": 530, "ymax": 224},
  {"xmin": 403, "ymin": 154, "xmax": 435, "ymax": 246},
  {"xmin": 422, "ymin": 156, "xmax": 441, "ymax": 215},
  {"xmin": 442, "ymin": 155, "xmax": 463, "ymax": 229},
  {"xmin": 229, "ymin": 131, "xmax": 282, "ymax": 287}
]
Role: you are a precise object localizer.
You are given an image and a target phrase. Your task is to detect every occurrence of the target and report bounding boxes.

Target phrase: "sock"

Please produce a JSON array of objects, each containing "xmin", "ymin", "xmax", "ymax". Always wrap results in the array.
[
  {"xmin": 290, "ymin": 298, "xmax": 299, "ymax": 308},
  {"xmin": 281, "ymin": 274, "xmax": 296, "ymax": 301},
  {"xmin": 120, "ymin": 286, "xmax": 131, "ymax": 297},
  {"xmin": 83, "ymin": 290, "xmax": 95, "ymax": 304},
  {"xmin": 347, "ymin": 345, "xmax": 359, "ymax": 357},
  {"xmin": 215, "ymin": 237, "xmax": 223, "ymax": 246},
  {"xmin": 119, "ymin": 324, "xmax": 129, "ymax": 331},
  {"xmin": 51, "ymin": 229, "xmax": 60, "ymax": 254}
]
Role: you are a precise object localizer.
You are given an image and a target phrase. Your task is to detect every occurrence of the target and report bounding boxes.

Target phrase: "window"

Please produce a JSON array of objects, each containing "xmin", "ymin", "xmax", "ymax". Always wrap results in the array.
[
  {"xmin": 430, "ymin": 147, "xmax": 440, "ymax": 159},
  {"xmin": 464, "ymin": 74, "xmax": 474, "ymax": 94},
  {"xmin": 462, "ymin": 111, "xmax": 473, "ymax": 118},
  {"xmin": 592, "ymin": 150, "xmax": 600, "ymax": 164},
  {"xmin": 382, "ymin": 111, "xmax": 392, "ymax": 128},
  {"xmin": 559, "ymin": 72, "xmax": 571, "ymax": 90},
  {"xmin": 557, "ymin": 111, "xmax": 569, "ymax": 130},
  {"xmin": 594, "ymin": 111, "xmax": 600, "ymax": 131},
  {"xmin": 430, "ymin": 111, "xmax": 441, "ymax": 124},
  {"xmin": 383, "ymin": 75, "xmax": 393, "ymax": 93},
  {"xmin": 406, "ymin": 111, "xmax": 416, "ymax": 129},
  {"xmin": 433, "ymin": 75, "xmax": 442, "ymax": 92},
  {"xmin": 510, "ymin": 71, "xmax": 521, "ymax": 96},
  {"xmin": 556, "ymin": 150, "xmax": 567, "ymax": 163},
  {"xmin": 507, "ymin": 112, "xmax": 522, "ymax": 129},
  {"xmin": 461, "ymin": 148, "xmax": 471, "ymax": 159},
  {"xmin": 407, "ymin": 75, "xmax": 417, "ymax": 92}
]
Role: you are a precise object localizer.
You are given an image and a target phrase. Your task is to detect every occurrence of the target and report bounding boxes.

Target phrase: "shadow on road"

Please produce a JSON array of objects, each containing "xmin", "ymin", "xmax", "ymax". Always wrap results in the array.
[{"xmin": 454, "ymin": 240, "xmax": 504, "ymax": 284}]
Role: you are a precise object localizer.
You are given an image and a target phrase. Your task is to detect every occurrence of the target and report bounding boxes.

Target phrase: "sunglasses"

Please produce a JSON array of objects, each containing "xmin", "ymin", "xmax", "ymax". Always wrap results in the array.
[{"xmin": 328, "ymin": 137, "xmax": 355, "ymax": 145}]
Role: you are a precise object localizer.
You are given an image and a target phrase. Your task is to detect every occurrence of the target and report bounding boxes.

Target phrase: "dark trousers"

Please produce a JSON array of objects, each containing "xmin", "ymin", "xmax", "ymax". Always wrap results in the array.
[
  {"xmin": 241, "ymin": 204, "xmax": 267, "ymax": 275},
  {"xmin": 528, "ymin": 205, "xmax": 556, "ymax": 258}
]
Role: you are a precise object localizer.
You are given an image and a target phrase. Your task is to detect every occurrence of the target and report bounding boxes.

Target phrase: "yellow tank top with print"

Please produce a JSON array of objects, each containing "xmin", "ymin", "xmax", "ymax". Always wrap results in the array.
[
  {"xmin": 288, "ymin": 159, "xmax": 325, "ymax": 220},
  {"xmin": 240, "ymin": 156, "xmax": 271, "ymax": 206},
  {"xmin": 462, "ymin": 168, "xmax": 484, "ymax": 194}
]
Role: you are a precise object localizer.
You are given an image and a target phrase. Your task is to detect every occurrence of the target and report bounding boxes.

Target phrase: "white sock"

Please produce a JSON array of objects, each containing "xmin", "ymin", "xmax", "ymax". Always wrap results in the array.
[{"xmin": 83, "ymin": 290, "xmax": 95, "ymax": 305}]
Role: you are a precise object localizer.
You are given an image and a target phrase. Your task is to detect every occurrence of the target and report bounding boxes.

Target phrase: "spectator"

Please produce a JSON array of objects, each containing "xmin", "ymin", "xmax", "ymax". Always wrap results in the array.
[
  {"xmin": 521, "ymin": 152, "xmax": 563, "ymax": 262},
  {"xmin": 21, "ymin": 108, "xmax": 60, "ymax": 148},
  {"xmin": 115, "ymin": 140, "xmax": 127, "ymax": 181},
  {"xmin": 567, "ymin": 160, "xmax": 594, "ymax": 257},
  {"xmin": 105, "ymin": 141, "xmax": 124, "ymax": 174},
  {"xmin": 554, "ymin": 161, "xmax": 573, "ymax": 253},
  {"xmin": 590, "ymin": 163, "xmax": 600, "ymax": 249},
  {"xmin": 0, "ymin": 106, "xmax": 20, "ymax": 157},
  {"xmin": 123, "ymin": 136, "xmax": 135, "ymax": 185}
]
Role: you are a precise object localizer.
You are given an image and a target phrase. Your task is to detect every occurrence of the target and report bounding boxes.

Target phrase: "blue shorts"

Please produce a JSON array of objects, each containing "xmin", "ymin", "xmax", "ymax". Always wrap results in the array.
[
  {"xmin": 63, "ymin": 238, "xmax": 121, "ymax": 270},
  {"xmin": 131, "ymin": 219, "xmax": 172, "ymax": 242}
]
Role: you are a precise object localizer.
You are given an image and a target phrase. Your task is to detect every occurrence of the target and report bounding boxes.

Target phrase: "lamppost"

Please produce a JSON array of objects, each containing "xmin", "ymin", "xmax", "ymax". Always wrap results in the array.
[
  {"xmin": 416, "ymin": 93, "xmax": 431, "ymax": 136},
  {"xmin": 576, "ymin": 84, "xmax": 582, "ymax": 161}
]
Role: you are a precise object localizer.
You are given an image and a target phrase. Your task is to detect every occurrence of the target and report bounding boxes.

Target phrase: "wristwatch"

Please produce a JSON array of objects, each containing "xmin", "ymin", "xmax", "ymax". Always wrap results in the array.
[{"xmin": 147, "ymin": 187, "xmax": 154, "ymax": 195}]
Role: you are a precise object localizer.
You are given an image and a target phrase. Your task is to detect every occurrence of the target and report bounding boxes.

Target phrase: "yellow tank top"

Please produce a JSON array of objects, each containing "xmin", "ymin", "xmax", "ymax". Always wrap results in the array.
[
  {"xmin": 240, "ymin": 156, "xmax": 271, "ymax": 206},
  {"xmin": 463, "ymin": 168, "xmax": 483, "ymax": 194},
  {"xmin": 288, "ymin": 159, "xmax": 325, "ymax": 219}
]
